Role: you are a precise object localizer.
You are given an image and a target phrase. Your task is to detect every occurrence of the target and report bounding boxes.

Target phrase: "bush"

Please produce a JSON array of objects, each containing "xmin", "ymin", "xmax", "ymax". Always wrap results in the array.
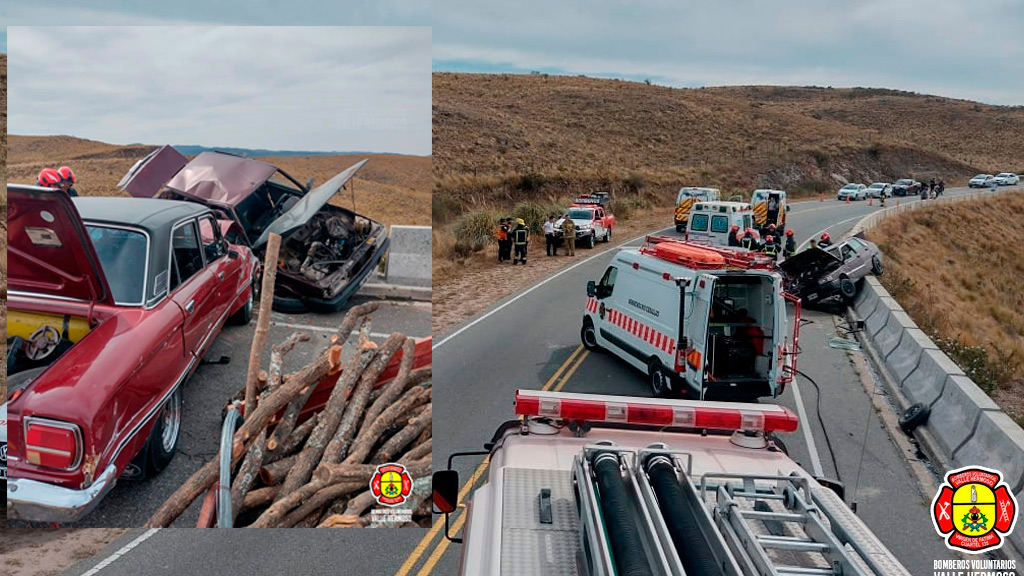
[
  {"xmin": 928, "ymin": 332, "xmax": 1017, "ymax": 393},
  {"xmin": 517, "ymin": 173, "xmax": 547, "ymax": 192},
  {"xmin": 451, "ymin": 209, "xmax": 500, "ymax": 253},
  {"xmin": 513, "ymin": 202, "xmax": 550, "ymax": 234}
]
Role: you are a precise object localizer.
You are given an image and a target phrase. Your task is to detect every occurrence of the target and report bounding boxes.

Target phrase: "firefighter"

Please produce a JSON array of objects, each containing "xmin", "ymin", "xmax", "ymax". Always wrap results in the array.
[
  {"xmin": 495, "ymin": 218, "xmax": 510, "ymax": 262},
  {"xmin": 544, "ymin": 215, "xmax": 558, "ymax": 256},
  {"xmin": 562, "ymin": 213, "xmax": 576, "ymax": 256},
  {"xmin": 818, "ymin": 232, "xmax": 833, "ymax": 248},
  {"xmin": 740, "ymin": 227, "xmax": 758, "ymax": 250},
  {"xmin": 56, "ymin": 166, "xmax": 80, "ymax": 197},
  {"xmin": 783, "ymin": 229, "xmax": 797, "ymax": 258},
  {"xmin": 512, "ymin": 218, "xmax": 530, "ymax": 265},
  {"xmin": 37, "ymin": 168, "xmax": 62, "ymax": 189},
  {"xmin": 766, "ymin": 223, "xmax": 777, "ymax": 241},
  {"xmin": 762, "ymin": 235, "xmax": 779, "ymax": 261},
  {"xmin": 807, "ymin": 239, "xmax": 818, "ymax": 251},
  {"xmin": 728, "ymin": 224, "xmax": 741, "ymax": 247}
]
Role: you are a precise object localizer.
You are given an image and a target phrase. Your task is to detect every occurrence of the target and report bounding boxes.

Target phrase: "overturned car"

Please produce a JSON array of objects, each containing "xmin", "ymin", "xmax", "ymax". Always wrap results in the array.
[
  {"xmin": 119, "ymin": 146, "xmax": 389, "ymax": 312},
  {"xmin": 778, "ymin": 236, "xmax": 883, "ymax": 304}
]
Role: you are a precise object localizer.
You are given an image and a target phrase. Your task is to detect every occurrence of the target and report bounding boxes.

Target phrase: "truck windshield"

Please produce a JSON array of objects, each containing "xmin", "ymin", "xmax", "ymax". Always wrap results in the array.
[
  {"xmin": 86, "ymin": 225, "xmax": 149, "ymax": 306},
  {"xmin": 569, "ymin": 209, "xmax": 594, "ymax": 219}
]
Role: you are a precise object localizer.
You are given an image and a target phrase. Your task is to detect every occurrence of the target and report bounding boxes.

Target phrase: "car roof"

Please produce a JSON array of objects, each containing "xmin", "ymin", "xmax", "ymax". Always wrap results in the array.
[{"xmin": 75, "ymin": 197, "xmax": 209, "ymax": 232}]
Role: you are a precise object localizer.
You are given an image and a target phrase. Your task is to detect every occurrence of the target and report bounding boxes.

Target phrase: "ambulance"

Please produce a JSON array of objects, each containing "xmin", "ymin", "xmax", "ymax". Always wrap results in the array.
[
  {"xmin": 674, "ymin": 187, "xmax": 721, "ymax": 232},
  {"xmin": 750, "ymin": 189, "xmax": 787, "ymax": 229},
  {"xmin": 684, "ymin": 201, "xmax": 758, "ymax": 248},
  {"xmin": 581, "ymin": 236, "xmax": 799, "ymax": 400}
]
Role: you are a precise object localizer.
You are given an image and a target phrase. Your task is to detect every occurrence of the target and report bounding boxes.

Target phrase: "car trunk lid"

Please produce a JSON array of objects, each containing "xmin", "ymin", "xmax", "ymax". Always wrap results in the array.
[
  {"xmin": 252, "ymin": 159, "xmax": 368, "ymax": 250},
  {"xmin": 118, "ymin": 145, "xmax": 189, "ymax": 198},
  {"xmin": 8, "ymin": 185, "xmax": 114, "ymax": 307}
]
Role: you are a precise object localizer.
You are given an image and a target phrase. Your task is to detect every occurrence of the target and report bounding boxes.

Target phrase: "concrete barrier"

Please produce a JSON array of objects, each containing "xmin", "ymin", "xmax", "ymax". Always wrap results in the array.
[
  {"xmin": 385, "ymin": 225, "xmax": 431, "ymax": 288},
  {"xmin": 885, "ymin": 328, "xmax": 936, "ymax": 386},
  {"xmin": 865, "ymin": 296, "xmax": 901, "ymax": 339},
  {"xmin": 875, "ymin": 310, "xmax": 915, "ymax": 362},
  {"xmin": 923, "ymin": 375, "xmax": 1001, "ymax": 459},
  {"xmin": 901, "ymin": 348, "xmax": 963, "ymax": 407},
  {"xmin": 953, "ymin": 411, "xmax": 1024, "ymax": 495}
]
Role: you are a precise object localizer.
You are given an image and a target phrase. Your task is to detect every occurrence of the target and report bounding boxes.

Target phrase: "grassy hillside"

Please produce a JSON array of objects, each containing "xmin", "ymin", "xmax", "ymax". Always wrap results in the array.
[
  {"xmin": 8, "ymin": 135, "xmax": 431, "ymax": 227},
  {"xmin": 866, "ymin": 194, "xmax": 1024, "ymax": 424}
]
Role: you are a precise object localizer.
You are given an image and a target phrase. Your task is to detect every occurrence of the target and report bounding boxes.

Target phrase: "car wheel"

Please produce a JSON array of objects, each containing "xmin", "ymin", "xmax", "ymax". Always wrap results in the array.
[
  {"xmin": 838, "ymin": 277, "xmax": 857, "ymax": 301},
  {"xmin": 871, "ymin": 255, "xmax": 884, "ymax": 275},
  {"xmin": 229, "ymin": 282, "xmax": 255, "ymax": 325},
  {"xmin": 272, "ymin": 294, "xmax": 309, "ymax": 314},
  {"xmin": 586, "ymin": 234, "xmax": 596, "ymax": 249},
  {"xmin": 146, "ymin": 387, "xmax": 182, "ymax": 476},
  {"xmin": 676, "ymin": 225, "xmax": 684, "ymax": 233},
  {"xmin": 648, "ymin": 358, "xmax": 671, "ymax": 398},
  {"xmin": 581, "ymin": 319, "xmax": 602, "ymax": 352},
  {"xmin": 604, "ymin": 228, "xmax": 612, "ymax": 242},
  {"xmin": 899, "ymin": 403, "xmax": 930, "ymax": 433}
]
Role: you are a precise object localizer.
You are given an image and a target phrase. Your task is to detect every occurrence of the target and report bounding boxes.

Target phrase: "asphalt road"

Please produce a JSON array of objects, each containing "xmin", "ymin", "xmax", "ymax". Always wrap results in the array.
[
  {"xmin": 24, "ymin": 293, "xmax": 431, "ymax": 529},
  {"xmin": 62, "ymin": 185, "xmax": 1005, "ymax": 576}
]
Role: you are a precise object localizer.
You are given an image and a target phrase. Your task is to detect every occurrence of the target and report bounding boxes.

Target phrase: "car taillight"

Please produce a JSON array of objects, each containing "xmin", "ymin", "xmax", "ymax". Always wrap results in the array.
[
  {"xmin": 25, "ymin": 418, "xmax": 82, "ymax": 470},
  {"xmin": 515, "ymin": 389, "xmax": 799, "ymax": 433}
]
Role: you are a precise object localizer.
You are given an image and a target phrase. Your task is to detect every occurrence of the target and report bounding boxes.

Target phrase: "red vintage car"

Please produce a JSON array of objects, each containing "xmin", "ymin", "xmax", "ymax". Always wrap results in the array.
[{"xmin": 5, "ymin": 185, "xmax": 259, "ymax": 522}]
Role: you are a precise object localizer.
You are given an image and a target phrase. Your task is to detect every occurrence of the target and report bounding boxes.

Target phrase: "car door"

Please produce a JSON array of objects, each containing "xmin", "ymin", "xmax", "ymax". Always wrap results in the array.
[
  {"xmin": 594, "ymin": 208, "xmax": 606, "ymax": 237},
  {"xmin": 168, "ymin": 219, "xmax": 222, "ymax": 358},
  {"xmin": 198, "ymin": 215, "xmax": 244, "ymax": 316}
]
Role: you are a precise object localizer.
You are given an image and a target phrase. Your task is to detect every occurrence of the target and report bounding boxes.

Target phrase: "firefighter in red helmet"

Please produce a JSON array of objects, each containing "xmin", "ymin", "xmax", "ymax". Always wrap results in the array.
[
  {"xmin": 728, "ymin": 224, "xmax": 741, "ymax": 247},
  {"xmin": 38, "ymin": 168, "xmax": 62, "ymax": 188},
  {"xmin": 56, "ymin": 166, "xmax": 79, "ymax": 197},
  {"xmin": 818, "ymin": 232, "xmax": 833, "ymax": 248},
  {"xmin": 783, "ymin": 229, "xmax": 797, "ymax": 258}
]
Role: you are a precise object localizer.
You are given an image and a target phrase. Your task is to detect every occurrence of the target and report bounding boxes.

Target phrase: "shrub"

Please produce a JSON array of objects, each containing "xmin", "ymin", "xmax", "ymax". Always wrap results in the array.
[
  {"xmin": 513, "ymin": 201, "xmax": 561, "ymax": 234},
  {"xmin": 451, "ymin": 209, "xmax": 500, "ymax": 253},
  {"xmin": 517, "ymin": 172, "xmax": 547, "ymax": 192}
]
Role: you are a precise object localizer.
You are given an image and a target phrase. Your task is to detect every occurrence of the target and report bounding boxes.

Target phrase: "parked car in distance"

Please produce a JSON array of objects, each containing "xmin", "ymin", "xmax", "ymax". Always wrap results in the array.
[
  {"xmin": 779, "ymin": 236, "xmax": 882, "ymax": 304},
  {"xmin": 891, "ymin": 178, "xmax": 921, "ymax": 197},
  {"xmin": 994, "ymin": 173, "xmax": 1020, "ymax": 186},
  {"xmin": 6, "ymin": 185, "xmax": 259, "ymax": 522},
  {"xmin": 837, "ymin": 183, "xmax": 867, "ymax": 201},
  {"xmin": 969, "ymin": 174, "xmax": 997, "ymax": 188},
  {"xmin": 866, "ymin": 182, "xmax": 892, "ymax": 198},
  {"xmin": 119, "ymin": 145, "xmax": 389, "ymax": 313}
]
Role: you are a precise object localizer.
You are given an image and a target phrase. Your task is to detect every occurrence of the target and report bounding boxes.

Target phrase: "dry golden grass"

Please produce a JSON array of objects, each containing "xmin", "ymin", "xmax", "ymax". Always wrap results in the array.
[
  {"xmin": 866, "ymin": 193, "xmax": 1024, "ymax": 422},
  {"xmin": 7, "ymin": 135, "xmax": 431, "ymax": 227}
]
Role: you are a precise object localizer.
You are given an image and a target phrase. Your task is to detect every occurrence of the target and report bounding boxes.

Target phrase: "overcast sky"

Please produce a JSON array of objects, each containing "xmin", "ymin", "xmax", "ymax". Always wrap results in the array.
[
  {"xmin": 431, "ymin": 0, "xmax": 1024, "ymax": 106},
  {"xmin": 8, "ymin": 27, "xmax": 431, "ymax": 154}
]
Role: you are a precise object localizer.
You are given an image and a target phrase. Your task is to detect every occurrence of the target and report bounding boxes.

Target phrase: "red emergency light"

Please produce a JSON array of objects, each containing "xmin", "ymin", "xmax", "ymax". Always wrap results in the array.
[{"xmin": 515, "ymin": 390, "xmax": 799, "ymax": 433}]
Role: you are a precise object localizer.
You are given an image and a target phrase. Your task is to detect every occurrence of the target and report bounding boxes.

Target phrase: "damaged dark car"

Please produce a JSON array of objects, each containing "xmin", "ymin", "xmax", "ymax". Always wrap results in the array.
[
  {"xmin": 778, "ymin": 236, "xmax": 883, "ymax": 305},
  {"xmin": 119, "ymin": 146, "xmax": 389, "ymax": 312}
]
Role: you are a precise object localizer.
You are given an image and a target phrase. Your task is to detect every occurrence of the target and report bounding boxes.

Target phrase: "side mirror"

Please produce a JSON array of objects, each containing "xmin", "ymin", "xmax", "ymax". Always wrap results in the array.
[
  {"xmin": 305, "ymin": 177, "xmax": 314, "ymax": 190},
  {"xmin": 433, "ymin": 470, "xmax": 460, "ymax": 514},
  {"xmin": 586, "ymin": 281, "xmax": 597, "ymax": 298},
  {"xmin": 228, "ymin": 249, "xmax": 240, "ymax": 260}
]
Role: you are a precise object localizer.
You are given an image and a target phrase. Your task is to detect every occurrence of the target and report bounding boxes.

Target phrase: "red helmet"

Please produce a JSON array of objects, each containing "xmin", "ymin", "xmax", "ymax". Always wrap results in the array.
[
  {"xmin": 820, "ymin": 232, "xmax": 831, "ymax": 241},
  {"xmin": 767, "ymin": 223, "xmax": 776, "ymax": 230},
  {"xmin": 38, "ymin": 168, "xmax": 62, "ymax": 187},
  {"xmin": 765, "ymin": 235, "xmax": 774, "ymax": 242},
  {"xmin": 731, "ymin": 224, "xmax": 739, "ymax": 231},
  {"xmin": 785, "ymin": 229, "xmax": 794, "ymax": 236},
  {"xmin": 745, "ymin": 227, "xmax": 753, "ymax": 233},
  {"xmin": 57, "ymin": 166, "xmax": 76, "ymax": 184}
]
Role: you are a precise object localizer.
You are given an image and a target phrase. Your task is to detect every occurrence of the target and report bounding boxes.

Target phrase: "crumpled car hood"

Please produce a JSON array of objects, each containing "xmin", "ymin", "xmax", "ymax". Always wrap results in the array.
[{"xmin": 778, "ymin": 247, "xmax": 843, "ymax": 279}]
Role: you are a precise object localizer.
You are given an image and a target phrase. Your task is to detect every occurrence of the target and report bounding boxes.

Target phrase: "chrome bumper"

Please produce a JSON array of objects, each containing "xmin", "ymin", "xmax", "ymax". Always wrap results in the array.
[{"xmin": 7, "ymin": 464, "xmax": 118, "ymax": 523}]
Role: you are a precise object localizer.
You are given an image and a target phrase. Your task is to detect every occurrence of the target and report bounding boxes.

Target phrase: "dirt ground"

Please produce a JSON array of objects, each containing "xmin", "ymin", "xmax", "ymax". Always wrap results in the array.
[
  {"xmin": 0, "ymin": 528, "xmax": 127, "ymax": 576},
  {"xmin": 432, "ymin": 207, "xmax": 666, "ymax": 334}
]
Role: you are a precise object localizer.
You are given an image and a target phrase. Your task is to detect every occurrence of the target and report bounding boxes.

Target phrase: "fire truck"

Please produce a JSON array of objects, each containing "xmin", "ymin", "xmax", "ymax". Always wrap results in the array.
[
  {"xmin": 582, "ymin": 236, "xmax": 798, "ymax": 400},
  {"xmin": 433, "ymin": 389, "xmax": 912, "ymax": 576}
]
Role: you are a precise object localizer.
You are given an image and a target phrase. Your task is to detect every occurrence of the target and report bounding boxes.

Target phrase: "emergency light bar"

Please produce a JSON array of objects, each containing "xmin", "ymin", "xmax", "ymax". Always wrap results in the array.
[{"xmin": 515, "ymin": 390, "xmax": 799, "ymax": 433}]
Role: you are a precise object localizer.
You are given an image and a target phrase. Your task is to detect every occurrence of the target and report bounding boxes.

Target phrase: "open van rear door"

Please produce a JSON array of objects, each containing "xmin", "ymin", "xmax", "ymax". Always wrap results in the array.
[{"xmin": 684, "ymin": 273, "xmax": 716, "ymax": 400}]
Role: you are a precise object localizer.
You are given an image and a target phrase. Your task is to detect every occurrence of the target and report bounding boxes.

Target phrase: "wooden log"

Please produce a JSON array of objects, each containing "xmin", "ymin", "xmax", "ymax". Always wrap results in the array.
[
  {"xmin": 341, "ymin": 386, "xmax": 429, "ymax": 466},
  {"xmin": 241, "ymin": 486, "xmax": 280, "ymax": 512},
  {"xmin": 278, "ymin": 481, "xmax": 364, "ymax": 528},
  {"xmin": 361, "ymin": 338, "xmax": 416, "ymax": 431},
  {"xmin": 269, "ymin": 413, "xmax": 318, "ymax": 461},
  {"xmin": 319, "ymin": 514, "xmax": 370, "ymax": 528},
  {"xmin": 318, "ymin": 333, "xmax": 408, "ymax": 465},
  {"xmin": 258, "ymin": 456, "xmax": 297, "ymax": 486},
  {"xmin": 275, "ymin": 321, "xmax": 382, "ymax": 498},
  {"xmin": 389, "ymin": 402, "xmax": 429, "ymax": 432},
  {"xmin": 402, "ymin": 437, "xmax": 432, "ymax": 463},
  {"xmin": 245, "ymin": 233, "xmax": 282, "ymax": 414},
  {"xmin": 266, "ymin": 386, "xmax": 317, "ymax": 457},
  {"xmin": 230, "ymin": 429, "xmax": 267, "ymax": 522},
  {"xmin": 143, "ymin": 301, "xmax": 380, "ymax": 528},
  {"xmin": 250, "ymin": 478, "xmax": 328, "ymax": 527},
  {"xmin": 315, "ymin": 458, "xmax": 431, "ymax": 487},
  {"xmin": 412, "ymin": 426, "xmax": 432, "ymax": 449},
  {"xmin": 268, "ymin": 332, "xmax": 310, "ymax": 391},
  {"xmin": 371, "ymin": 406, "xmax": 432, "ymax": 465}
]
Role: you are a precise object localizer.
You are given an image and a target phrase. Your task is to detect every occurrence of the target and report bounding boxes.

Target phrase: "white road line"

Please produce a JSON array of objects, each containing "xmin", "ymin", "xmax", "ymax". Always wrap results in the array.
[
  {"xmin": 269, "ymin": 321, "xmax": 423, "ymax": 340},
  {"xmin": 434, "ymin": 228, "xmax": 669, "ymax": 350},
  {"xmin": 788, "ymin": 378, "xmax": 824, "ymax": 477},
  {"xmin": 797, "ymin": 213, "xmax": 878, "ymax": 252},
  {"xmin": 79, "ymin": 528, "xmax": 161, "ymax": 576}
]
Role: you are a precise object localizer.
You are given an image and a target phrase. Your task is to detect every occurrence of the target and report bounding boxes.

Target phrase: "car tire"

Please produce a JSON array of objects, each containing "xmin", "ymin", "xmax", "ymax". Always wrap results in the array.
[
  {"xmin": 604, "ymin": 228, "xmax": 611, "ymax": 242},
  {"xmin": 229, "ymin": 281, "xmax": 256, "ymax": 325},
  {"xmin": 838, "ymin": 277, "xmax": 857, "ymax": 301},
  {"xmin": 871, "ymin": 255, "xmax": 884, "ymax": 275},
  {"xmin": 585, "ymin": 234, "xmax": 596, "ymax": 249},
  {"xmin": 146, "ymin": 387, "xmax": 182, "ymax": 476},
  {"xmin": 676, "ymin": 225, "xmax": 684, "ymax": 233},
  {"xmin": 899, "ymin": 403, "xmax": 930, "ymax": 433},
  {"xmin": 648, "ymin": 358, "xmax": 671, "ymax": 398},
  {"xmin": 273, "ymin": 294, "xmax": 309, "ymax": 314},
  {"xmin": 581, "ymin": 319, "xmax": 602, "ymax": 352}
]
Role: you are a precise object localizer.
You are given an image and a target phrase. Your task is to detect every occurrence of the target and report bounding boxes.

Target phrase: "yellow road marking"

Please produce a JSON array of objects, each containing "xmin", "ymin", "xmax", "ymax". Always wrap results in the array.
[
  {"xmin": 552, "ymin": 351, "xmax": 589, "ymax": 393},
  {"xmin": 395, "ymin": 345, "xmax": 587, "ymax": 575}
]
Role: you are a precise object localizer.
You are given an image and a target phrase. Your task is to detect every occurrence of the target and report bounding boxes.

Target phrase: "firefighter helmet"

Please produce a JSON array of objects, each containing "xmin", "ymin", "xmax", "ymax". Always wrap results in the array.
[
  {"xmin": 820, "ymin": 232, "xmax": 830, "ymax": 242},
  {"xmin": 57, "ymin": 166, "xmax": 76, "ymax": 184},
  {"xmin": 765, "ymin": 235, "xmax": 774, "ymax": 243},
  {"xmin": 38, "ymin": 168, "xmax": 62, "ymax": 187},
  {"xmin": 785, "ymin": 229, "xmax": 794, "ymax": 236}
]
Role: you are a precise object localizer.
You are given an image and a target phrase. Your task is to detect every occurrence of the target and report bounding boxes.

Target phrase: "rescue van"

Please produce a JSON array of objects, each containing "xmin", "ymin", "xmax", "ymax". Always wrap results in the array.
[
  {"xmin": 674, "ymin": 187, "xmax": 721, "ymax": 232},
  {"xmin": 684, "ymin": 201, "xmax": 757, "ymax": 247},
  {"xmin": 582, "ymin": 236, "xmax": 799, "ymax": 400},
  {"xmin": 750, "ymin": 189, "xmax": 787, "ymax": 229},
  {"xmin": 433, "ymin": 389, "xmax": 911, "ymax": 576}
]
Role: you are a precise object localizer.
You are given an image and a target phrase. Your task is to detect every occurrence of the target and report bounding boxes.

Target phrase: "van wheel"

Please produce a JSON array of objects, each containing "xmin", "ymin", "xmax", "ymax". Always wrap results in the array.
[
  {"xmin": 676, "ymin": 225, "xmax": 684, "ymax": 233},
  {"xmin": 871, "ymin": 256, "xmax": 884, "ymax": 275},
  {"xmin": 838, "ymin": 277, "xmax": 857, "ymax": 301},
  {"xmin": 581, "ymin": 319, "xmax": 602, "ymax": 352},
  {"xmin": 648, "ymin": 359, "xmax": 671, "ymax": 398}
]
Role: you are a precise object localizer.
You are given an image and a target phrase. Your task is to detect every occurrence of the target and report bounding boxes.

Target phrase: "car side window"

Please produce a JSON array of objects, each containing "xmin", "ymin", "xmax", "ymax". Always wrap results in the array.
[
  {"xmin": 198, "ymin": 215, "xmax": 227, "ymax": 263},
  {"xmin": 170, "ymin": 221, "xmax": 204, "ymax": 291},
  {"xmin": 841, "ymin": 245, "xmax": 855, "ymax": 261},
  {"xmin": 598, "ymin": 266, "xmax": 618, "ymax": 298}
]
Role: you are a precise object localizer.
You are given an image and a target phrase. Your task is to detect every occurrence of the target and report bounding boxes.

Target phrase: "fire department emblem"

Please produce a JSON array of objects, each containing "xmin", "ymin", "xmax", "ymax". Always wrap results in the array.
[
  {"xmin": 370, "ymin": 463, "xmax": 414, "ymax": 507},
  {"xmin": 931, "ymin": 466, "xmax": 1017, "ymax": 553}
]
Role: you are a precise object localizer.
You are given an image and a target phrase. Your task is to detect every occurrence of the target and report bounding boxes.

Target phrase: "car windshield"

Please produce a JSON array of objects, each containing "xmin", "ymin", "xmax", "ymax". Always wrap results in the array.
[
  {"xmin": 569, "ymin": 209, "xmax": 594, "ymax": 219},
  {"xmin": 842, "ymin": 185, "xmax": 858, "ymax": 190},
  {"xmin": 896, "ymin": 179, "xmax": 912, "ymax": 185},
  {"xmin": 86, "ymin": 225, "xmax": 148, "ymax": 306},
  {"xmin": 997, "ymin": 173, "xmax": 1012, "ymax": 178},
  {"xmin": 869, "ymin": 183, "xmax": 885, "ymax": 189},
  {"xmin": 974, "ymin": 175, "xmax": 989, "ymax": 179}
]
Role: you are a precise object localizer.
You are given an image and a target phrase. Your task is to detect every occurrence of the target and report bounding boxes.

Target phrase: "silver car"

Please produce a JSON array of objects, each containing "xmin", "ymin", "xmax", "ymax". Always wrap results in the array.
[
  {"xmin": 865, "ymin": 182, "xmax": 892, "ymax": 198},
  {"xmin": 994, "ymin": 172, "xmax": 1020, "ymax": 186},
  {"xmin": 780, "ymin": 236, "xmax": 883, "ymax": 303},
  {"xmin": 837, "ymin": 183, "xmax": 867, "ymax": 201},
  {"xmin": 969, "ymin": 174, "xmax": 996, "ymax": 188}
]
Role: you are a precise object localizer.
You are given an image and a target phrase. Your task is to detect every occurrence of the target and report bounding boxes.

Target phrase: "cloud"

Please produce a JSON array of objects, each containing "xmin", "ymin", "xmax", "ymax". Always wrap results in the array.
[
  {"xmin": 8, "ymin": 26, "xmax": 432, "ymax": 154},
  {"xmin": 432, "ymin": 0, "xmax": 1024, "ymax": 105}
]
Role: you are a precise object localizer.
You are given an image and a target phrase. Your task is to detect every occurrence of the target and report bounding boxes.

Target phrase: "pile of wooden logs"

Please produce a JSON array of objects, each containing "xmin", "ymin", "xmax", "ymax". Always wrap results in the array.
[{"xmin": 145, "ymin": 301, "xmax": 432, "ymax": 528}]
